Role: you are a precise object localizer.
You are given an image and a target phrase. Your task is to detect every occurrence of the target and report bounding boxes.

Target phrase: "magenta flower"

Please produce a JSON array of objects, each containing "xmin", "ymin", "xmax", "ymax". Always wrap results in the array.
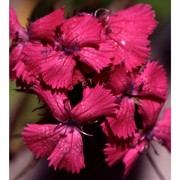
[
  {"xmin": 10, "ymin": 7, "xmax": 29, "ymax": 82},
  {"xmin": 9, "ymin": 6, "xmax": 65, "ymax": 85},
  {"xmin": 23, "ymin": 124, "xmax": 85, "ymax": 173},
  {"xmin": 152, "ymin": 108, "xmax": 171, "ymax": 151},
  {"xmin": 104, "ymin": 132, "xmax": 147, "ymax": 176},
  {"xmin": 105, "ymin": 97, "xmax": 137, "ymax": 139},
  {"xmin": 99, "ymin": 4, "xmax": 158, "ymax": 72},
  {"xmin": 10, "ymin": 3, "xmax": 170, "ymax": 177},
  {"xmin": 103, "ymin": 107, "xmax": 171, "ymax": 176},
  {"xmin": 22, "ymin": 84, "xmax": 117, "ymax": 173},
  {"xmin": 22, "ymin": 13, "xmax": 114, "ymax": 89},
  {"xmin": 10, "ymin": 6, "xmax": 65, "ymax": 42},
  {"xmin": 10, "ymin": 7, "xmax": 28, "ymax": 41},
  {"xmin": 102, "ymin": 61, "xmax": 168, "ymax": 139},
  {"xmin": 28, "ymin": 7, "xmax": 65, "ymax": 42}
]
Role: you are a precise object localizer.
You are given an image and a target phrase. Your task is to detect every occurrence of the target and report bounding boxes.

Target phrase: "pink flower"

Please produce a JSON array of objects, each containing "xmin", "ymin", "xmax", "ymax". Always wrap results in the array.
[
  {"xmin": 28, "ymin": 7, "xmax": 65, "ymax": 43},
  {"xmin": 10, "ymin": 4, "xmax": 170, "ymax": 176},
  {"xmin": 22, "ymin": 84, "xmax": 117, "ymax": 173},
  {"xmin": 22, "ymin": 13, "xmax": 114, "ymax": 89},
  {"xmin": 106, "ymin": 97, "xmax": 136, "ymax": 139},
  {"xmin": 9, "ymin": 6, "xmax": 65, "ymax": 85},
  {"xmin": 133, "ymin": 61, "xmax": 168, "ymax": 99},
  {"xmin": 103, "ymin": 132, "xmax": 147, "ymax": 176},
  {"xmin": 22, "ymin": 124, "xmax": 85, "ymax": 174},
  {"xmin": 10, "ymin": 6, "xmax": 65, "ymax": 43},
  {"xmin": 99, "ymin": 4, "xmax": 158, "ymax": 72},
  {"xmin": 10, "ymin": 7, "xmax": 28, "ymax": 41},
  {"xmin": 33, "ymin": 83, "xmax": 117, "ymax": 124},
  {"xmin": 102, "ymin": 61, "xmax": 168, "ymax": 139},
  {"xmin": 137, "ymin": 98, "xmax": 166, "ymax": 128},
  {"xmin": 103, "ymin": 107, "xmax": 171, "ymax": 176},
  {"xmin": 71, "ymin": 84, "xmax": 118, "ymax": 123},
  {"xmin": 152, "ymin": 108, "xmax": 171, "ymax": 151}
]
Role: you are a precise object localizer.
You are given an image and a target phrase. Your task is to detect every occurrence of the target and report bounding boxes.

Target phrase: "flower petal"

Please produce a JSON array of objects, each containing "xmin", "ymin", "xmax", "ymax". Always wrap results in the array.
[
  {"xmin": 101, "ymin": 119, "xmax": 113, "ymax": 138},
  {"xmin": 10, "ymin": 43, "xmax": 24, "ymax": 80},
  {"xmin": 107, "ymin": 97, "xmax": 136, "ymax": 139},
  {"xmin": 72, "ymin": 84, "xmax": 117, "ymax": 124},
  {"xmin": 122, "ymin": 141, "xmax": 147, "ymax": 176},
  {"xmin": 114, "ymin": 4, "xmax": 157, "ymax": 35},
  {"xmin": 111, "ymin": 39, "xmax": 149, "ymax": 72},
  {"xmin": 22, "ymin": 41, "xmax": 76, "ymax": 89},
  {"xmin": 61, "ymin": 13, "xmax": 101, "ymax": 47},
  {"xmin": 40, "ymin": 52, "xmax": 76, "ymax": 89},
  {"xmin": 10, "ymin": 42, "xmax": 37, "ymax": 84},
  {"xmin": 138, "ymin": 98, "xmax": 165, "ymax": 128},
  {"xmin": 134, "ymin": 61, "xmax": 168, "ymax": 100},
  {"xmin": 22, "ymin": 41, "xmax": 52, "ymax": 76},
  {"xmin": 33, "ymin": 85, "xmax": 70, "ymax": 121},
  {"xmin": 104, "ymin": 142, "xmax": 128, "ymax": 167},
  {"xmin": 22, "ymin": 124, "xmax": 85, "ymax": 173},
  {"xmin": 22, "ymin": 124, "xmax": 60, "ymax": 158},
  {"xmin": 29, "ymin": 7, "xmax": 65, "ymax": 42},
  {"xmin": 106, "ymin": 4, "xmax": 158, "ymax": 71},
  {"xmin": 77, "ymin": 43, "xmax": 113, "ymax": 73},
  {"xmin": 153, "ymin": 108, "xmax": 171, "ymax": 152},
  {"xmin": 48, "ymin": 125, "xmax": 85, "ymax": 173},
  {"xmin": 13, "ymin": 60, "xmax": 37, "ymax": 84},
  {"xmin": 10, "ymin": 7, "xmax": 28, "ymax": 40},
  {"xmin": 108, "ymin": 65, "xmax": 131, "ymax": 95},
  {"xmin": 70, "ymin": 68, "xmax": 86, "ymax": 89}
]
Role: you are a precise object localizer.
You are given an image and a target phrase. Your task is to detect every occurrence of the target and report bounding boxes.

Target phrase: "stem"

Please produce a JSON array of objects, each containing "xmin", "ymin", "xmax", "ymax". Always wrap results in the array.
[
  {"xmin": 150, "ymin": 142, "xmax": 160, "ymax": 156},
  {"xmin": 146, "ymin": 152, "xmax": 166, "ymax": 180}
]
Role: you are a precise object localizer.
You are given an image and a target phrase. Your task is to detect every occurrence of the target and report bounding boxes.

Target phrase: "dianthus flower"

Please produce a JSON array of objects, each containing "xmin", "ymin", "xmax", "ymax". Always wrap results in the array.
[
  {"xmin": 10, "ymin": 7, "xmax": 65, "ymax": 85},
  {"xmin": 22, "ymin": 14, "xmax": 114, "ymax": 89},
  {"xmin": 10, "ymin": 6, "xmax": 115, "ymax": 89},
  {"xmin": 22, "ymin": 84, "xmax": 117, "ymax": 173},
  {"xmin": 103, "ymin": 107, "xmax": 171, "ymax": 176},
  {"xmin": 10, "ymin": 2, "xmax": 170, "ymax": 178},
  {"xmin": 98, "ymin": 4, "xmax": 158, "ymax": 72},
  {"xmin": 102, "ymin": 60, "xmax": 168, "ymax": 139}
]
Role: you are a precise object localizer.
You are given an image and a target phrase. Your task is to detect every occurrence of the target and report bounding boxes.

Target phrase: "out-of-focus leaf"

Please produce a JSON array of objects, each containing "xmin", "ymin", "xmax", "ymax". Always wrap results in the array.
[
  {"xmin": 134, "ymin": 0, "xmax": 170, "ymax": 21},
  {"xmin": 10, "ymin": 81, "xmax": 46, "ymax": 154},
  {"xmin": 30, "ymin": 0, "xmax": 55, "ymax": 21},
  {"xmin": 55, "ymin": 0, "xmax": 117, "ymax": 16},
  {"xmin": 74, "ymin": 0, "xmax": 114, "ymax": 7},
  {"xmin": 72, "ymin": 0, "xmax": 116, "ymax": 13}
]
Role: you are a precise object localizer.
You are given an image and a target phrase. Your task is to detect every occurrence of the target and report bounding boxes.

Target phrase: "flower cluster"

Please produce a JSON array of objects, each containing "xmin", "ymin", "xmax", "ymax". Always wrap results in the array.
[{"xmin": 10, "ymin": 3, "xmax": 170, "ymax": 176}]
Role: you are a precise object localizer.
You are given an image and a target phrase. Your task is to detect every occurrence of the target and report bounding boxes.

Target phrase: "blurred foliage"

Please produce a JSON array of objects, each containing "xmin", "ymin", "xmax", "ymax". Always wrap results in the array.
[
  {"xmin": 10, "ymin": 81, "xmax": 45, "ymax": 154},
  {"xmin": 134, "ymin": 0, "xmax": 170, "ymax": 22},
  {"xmin": 30, "ymin": 0, "xmax": 117, "ymax": 19},
  {"xmin": 65, "ymin": 0, "xmax": 114, "ymax": 13},
  {"xmin": 30, "ymin": 0, "xmax": 55, "ymax": 21}
]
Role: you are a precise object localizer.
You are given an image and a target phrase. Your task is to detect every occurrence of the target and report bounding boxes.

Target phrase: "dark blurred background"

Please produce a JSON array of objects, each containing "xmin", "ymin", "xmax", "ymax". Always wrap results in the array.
[{"xmin": 10, "ymin": 0, "xmax": 171, "ymax": 180}]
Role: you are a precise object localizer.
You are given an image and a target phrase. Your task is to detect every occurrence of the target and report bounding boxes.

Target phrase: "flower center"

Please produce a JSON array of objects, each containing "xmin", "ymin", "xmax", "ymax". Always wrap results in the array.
[{"xmin": 63, "ymin": 45, "xmax": 80, "ymax": 55}]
